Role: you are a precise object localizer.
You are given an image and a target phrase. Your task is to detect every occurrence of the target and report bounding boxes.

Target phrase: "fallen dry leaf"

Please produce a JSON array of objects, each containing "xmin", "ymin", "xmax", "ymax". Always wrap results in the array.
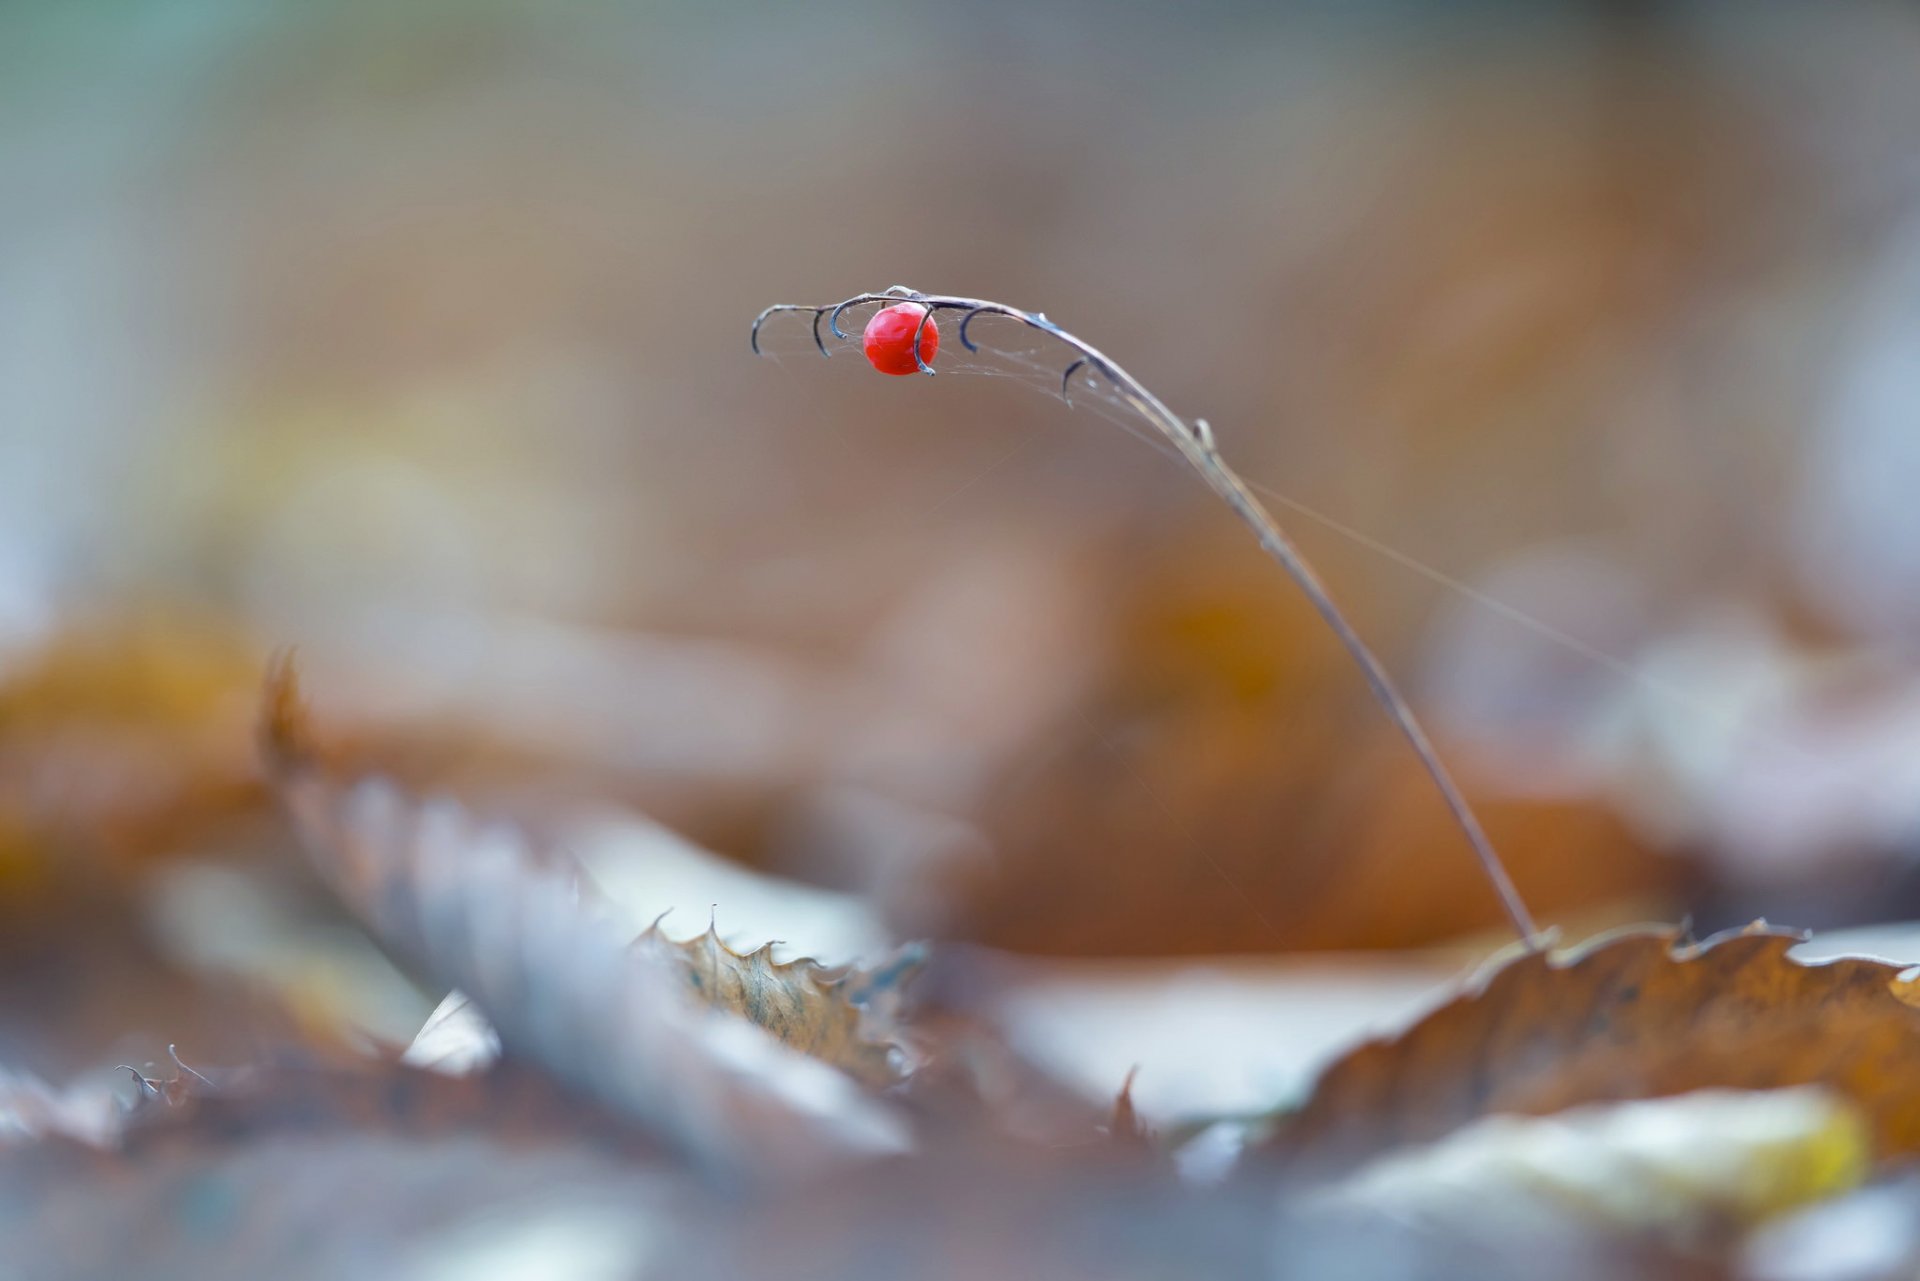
[
  {"xmin": 406, "ymin": 928, "xmax": 919, "ymax": 1090},
  {"xmin": 0, "ymin": 612, "xmax": 266, "ymax": 889},
  {"xmin": 1263, "ymin": 923, "xmax": 1920, "ymax": 1176},
  {"xmin": 634, "ymin": 922, "xmax": 916, "ymax": 1087},
  {"xmin": 260, "ymin": 659, "xmax": 908, "ymax": 1183}
]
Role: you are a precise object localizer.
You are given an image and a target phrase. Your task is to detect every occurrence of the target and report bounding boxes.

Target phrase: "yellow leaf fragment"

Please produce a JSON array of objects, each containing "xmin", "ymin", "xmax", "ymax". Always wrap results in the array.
[{"xmin": 1315, "ymin": 1088, "xmax": 1868, "ymax": 1249}]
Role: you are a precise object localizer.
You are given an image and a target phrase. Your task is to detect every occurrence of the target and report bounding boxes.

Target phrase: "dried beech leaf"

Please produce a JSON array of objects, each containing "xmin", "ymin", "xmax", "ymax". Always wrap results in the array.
[
  {"xmin": 1315, "ymin": 1087, "xmax": 1869, "ymax": 1248},
  {"xmin": 404, "ymin": 932, "xmax": 917, "ymax": 1088},
  {"xmin": 391, "ymin": 862, "xmax": 920, "ymax": 1086},
  {"xmin": 634, "ymin": 922, "xmax": 915, "ymax": 1087},
  {"xmin": 1266, "ymin": 923, "xmax": 1920, "ymax": 1175},
  {"xmin": 261, "ymin": 659, "xmax": 908, "ymax": 1183}
]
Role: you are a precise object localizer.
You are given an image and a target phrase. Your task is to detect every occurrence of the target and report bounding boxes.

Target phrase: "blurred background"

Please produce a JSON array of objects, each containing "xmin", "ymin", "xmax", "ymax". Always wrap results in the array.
[{"xmin": 7, "ymin": 0, "xmax": 1920, "ymax": 1113}]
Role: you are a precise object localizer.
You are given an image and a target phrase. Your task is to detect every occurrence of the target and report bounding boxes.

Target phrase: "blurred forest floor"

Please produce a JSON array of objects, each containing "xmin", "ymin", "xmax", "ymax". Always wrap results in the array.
[{"xmin": 10, "ymin": 3, "xmax": 1920, "ymax": 1277}]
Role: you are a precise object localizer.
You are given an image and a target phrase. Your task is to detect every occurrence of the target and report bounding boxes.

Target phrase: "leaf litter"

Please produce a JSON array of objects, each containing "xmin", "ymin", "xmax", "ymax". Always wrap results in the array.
[{"xmin": 5, "ymin": 640, "xmax": 1920, "ymax": 1274}]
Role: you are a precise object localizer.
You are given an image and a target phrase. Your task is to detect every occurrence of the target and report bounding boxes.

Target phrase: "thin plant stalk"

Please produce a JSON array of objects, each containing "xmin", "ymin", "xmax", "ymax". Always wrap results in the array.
[{"xmin": 753, "ymin": 286, "xmax": 1542, "ymax": 947}]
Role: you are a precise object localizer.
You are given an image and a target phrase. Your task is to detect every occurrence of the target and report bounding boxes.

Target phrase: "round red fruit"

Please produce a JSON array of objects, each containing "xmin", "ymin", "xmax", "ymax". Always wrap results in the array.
[{"xmin": 862, "ymin": 303, "xmax": 939, "ymax": 376}]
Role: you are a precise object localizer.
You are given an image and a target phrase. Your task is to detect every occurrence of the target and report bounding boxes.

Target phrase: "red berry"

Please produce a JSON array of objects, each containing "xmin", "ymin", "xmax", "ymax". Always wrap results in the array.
[{"xmin": 862, "ymin": 303, "xmax": 939, "ymax": 376}]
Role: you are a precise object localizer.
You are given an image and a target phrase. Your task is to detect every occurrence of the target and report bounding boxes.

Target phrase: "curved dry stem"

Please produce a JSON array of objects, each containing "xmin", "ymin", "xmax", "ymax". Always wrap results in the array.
[{"xmin": 751, "ymin": 286, "xmax": 1541, "ymax": 947}]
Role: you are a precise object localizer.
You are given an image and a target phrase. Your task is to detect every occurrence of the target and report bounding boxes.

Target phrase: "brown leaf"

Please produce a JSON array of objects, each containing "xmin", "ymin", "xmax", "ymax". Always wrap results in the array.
[
  {"xmin": 0, "ymin": 613, "xmax": 266, "ymax": 890},
  {"xmin": 1263, "ymin": 923, "xmax": 1920, "ymax": 1176}
]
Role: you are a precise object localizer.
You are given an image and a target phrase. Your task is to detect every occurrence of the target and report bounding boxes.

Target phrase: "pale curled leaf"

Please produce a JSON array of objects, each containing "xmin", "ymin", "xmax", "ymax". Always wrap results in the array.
[
  {"xmin": 1313, "ymin": 1088, "xmax": 1869, "ymax": 1249},
  {"xmin": 405, "ymin": 928, "xmax": 918, "ymax": 1088},
  {"xmin": 1266, "ymin": 923, "xmax": 1920, "ymax": 1175},
  {"xmin": 286, "ymin": 775, "xmax": 910, "ymax": 1178},
  {"xmin": 261, "ymin": 661, "xmax": 908, "ymax": 1183}
]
